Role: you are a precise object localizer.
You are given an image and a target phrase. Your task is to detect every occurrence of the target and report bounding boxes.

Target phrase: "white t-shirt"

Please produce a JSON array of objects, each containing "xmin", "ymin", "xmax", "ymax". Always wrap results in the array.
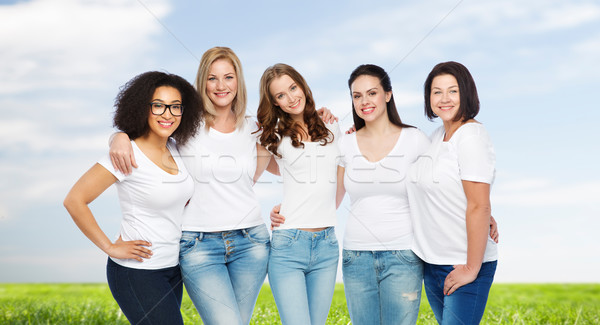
[
  {"xmin": 340, "ymin": 127, "xmax": 430, "ymax": 251},
  {"xmin": 274, "ymin": 122, "xmax": 341, "ymax": 230},
  {"xmin": 178, "ymin": 117, "xmax": 263, "ymax": 232},
  {"xmin": 407, "ymin": 123, "xmax": 498, "ymax": 265},
  {"xmin": 98, "ymin": 139, "xmax": 194, "ymax": 269}
]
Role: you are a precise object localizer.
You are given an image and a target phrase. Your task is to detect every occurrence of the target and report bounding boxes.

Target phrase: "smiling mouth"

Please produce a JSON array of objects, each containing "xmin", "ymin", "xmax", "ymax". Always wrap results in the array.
[
  {"xmin": 361, "ymin": 107, "xmax": 375, "ymax": 114},
  {"xmin": 215, "ymin": 92, "xmax": 229, "ymax": 98},
  {"xmin": 158, "ymin": 121, "xmax": 173, "ymax": 128},
  {"xmin": 289, "ymin": 100, "xmax": 301, "ymax": 109}
]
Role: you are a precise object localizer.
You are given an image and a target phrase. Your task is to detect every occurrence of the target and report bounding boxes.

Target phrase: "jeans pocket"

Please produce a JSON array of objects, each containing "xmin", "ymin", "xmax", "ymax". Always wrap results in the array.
[
  {"xmin": 342, "ymin": 250, "xmax": 356, "ymax": 266},
  {"xmin": 179, "ymin": 233, "xmax": 198, "ymax": 258},
  {"xmin": 271, "ymin": 230, "xmax": 294, "ymax": 250},
  {"xmin": 393, "ymin": 249, "xmax": 423, "ymax": 265},
  {"xmin": 244, "ymin": 225, "xmax": 270, "ymax": 245}
]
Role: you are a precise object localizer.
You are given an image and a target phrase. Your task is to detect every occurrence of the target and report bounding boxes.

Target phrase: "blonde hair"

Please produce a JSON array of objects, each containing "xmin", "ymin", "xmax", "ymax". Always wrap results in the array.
[{"xmin": 194, "ymin": 47, "xmax": 247, "ymax": 129}]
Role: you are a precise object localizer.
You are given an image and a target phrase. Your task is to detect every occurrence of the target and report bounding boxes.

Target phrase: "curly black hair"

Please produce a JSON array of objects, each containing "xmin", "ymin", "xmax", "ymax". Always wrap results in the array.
[{"xmin": 113, "ymin": 71, "xmax": 203, "ymax": 145}]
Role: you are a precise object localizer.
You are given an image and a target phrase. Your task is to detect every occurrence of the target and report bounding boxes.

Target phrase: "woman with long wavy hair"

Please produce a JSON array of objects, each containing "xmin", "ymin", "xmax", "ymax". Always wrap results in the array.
[{"xmin": 257, "ymin": 63, "xmax": 342, "ymax": 325}]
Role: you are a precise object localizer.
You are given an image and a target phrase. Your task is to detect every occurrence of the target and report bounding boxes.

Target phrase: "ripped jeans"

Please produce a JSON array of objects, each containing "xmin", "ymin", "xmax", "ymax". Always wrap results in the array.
[{"xmin": 342, "ymin": 249, "xmax": 423, "ymax": 325}]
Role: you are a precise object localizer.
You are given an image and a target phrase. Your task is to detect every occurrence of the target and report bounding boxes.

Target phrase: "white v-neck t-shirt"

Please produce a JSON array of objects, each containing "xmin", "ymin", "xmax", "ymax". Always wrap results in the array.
[
  {"xmin": 340, "ymin": 127, "xmax": 430, "ymax": 250},
  {"xmin": 98, "ymin": 139, "xmax": 194, "ymax": 269}
]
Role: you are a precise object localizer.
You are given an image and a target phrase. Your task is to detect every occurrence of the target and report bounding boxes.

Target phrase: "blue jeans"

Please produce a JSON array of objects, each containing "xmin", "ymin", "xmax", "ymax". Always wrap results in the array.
[
  {"xmin": 342, "ymin": 249, "xmax": 423, "ymax": 325},
  {"xmin": 423, "ymin": 261, "xmax": 497, "ymax": 325},
  {"xmin": 106, "ymin": 258, "xmax": 183, "ymax": 325},
  {"xmin": 179, "ymin": 224, "xmax": 270, "ymax": 325},
  {"xmin": 268, "ymin": 227, "xmax": 339, "ymax": 325}
]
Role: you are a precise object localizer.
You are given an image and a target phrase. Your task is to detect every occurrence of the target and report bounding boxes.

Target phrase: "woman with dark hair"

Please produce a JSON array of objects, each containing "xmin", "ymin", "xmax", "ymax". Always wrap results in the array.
[
  {"xmin": 257, "ymin": 63, "xmax": 341, "ymax": 325},
  {"xmin": 63, "ymin": 71, "xmax": 203, "ymax": 324},
  {"xmin": 407, "ymin": 61, "xmax": 498, "ymax": 324},
  {"xmin": 337, "ymin": 64, "xmax": 429, "ymax": 324},
  {"xmin": 106, "ymin": 48, "xmax": 335, "ymax": 325}
]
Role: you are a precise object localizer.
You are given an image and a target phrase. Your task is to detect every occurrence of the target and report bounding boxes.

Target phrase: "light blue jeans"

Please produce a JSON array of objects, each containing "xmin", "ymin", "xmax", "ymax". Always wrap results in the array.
[
  {"xmin": 268, "ymin": 227, "xmax": 339, "ymax": 325},
  {"xmin": 342, "ymin": 249, "xmax": 423, "ymax": 325},
  {"xmin": 423, "ymin": 261, "xmax": 497, "ymax": 325},
  {"xmin": 179, "ymin": 224, "xmax": 270, "ymax": 325}
]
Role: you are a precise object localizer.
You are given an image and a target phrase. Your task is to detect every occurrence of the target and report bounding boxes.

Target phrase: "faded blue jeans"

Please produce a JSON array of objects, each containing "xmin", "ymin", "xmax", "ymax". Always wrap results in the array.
[
  {"xmin": 179, "ymin": 224, "xmax": 270, "ymax": 325},
  {"xmin": 423, "ymin": 260, "xmax": 497, "ymax": 325},
  {"xmin": 268, "ymin": 227, "xmax": 339, "ymax": 325},
  {"xmin": 342, "ymin": 249, "xmax": 423, "ymax": 325}
]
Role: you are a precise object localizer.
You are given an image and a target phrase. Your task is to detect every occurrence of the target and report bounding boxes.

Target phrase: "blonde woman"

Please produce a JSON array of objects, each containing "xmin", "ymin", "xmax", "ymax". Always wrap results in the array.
[{"xmin": 109, "ymin": 47, "xmax": 271, "ymax": 325}]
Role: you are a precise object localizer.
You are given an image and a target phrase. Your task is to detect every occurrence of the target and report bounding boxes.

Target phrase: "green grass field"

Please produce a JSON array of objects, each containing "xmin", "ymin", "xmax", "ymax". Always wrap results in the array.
[{"xmin": 0, "ymin": 283, "xmax": 598, "ymax": 324}]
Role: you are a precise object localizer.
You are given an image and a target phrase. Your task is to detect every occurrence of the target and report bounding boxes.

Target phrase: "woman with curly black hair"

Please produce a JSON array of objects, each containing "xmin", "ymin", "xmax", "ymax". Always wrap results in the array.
[{"xmin": 64, "ymin": 71, "xmax": 203, "ymax": 324}]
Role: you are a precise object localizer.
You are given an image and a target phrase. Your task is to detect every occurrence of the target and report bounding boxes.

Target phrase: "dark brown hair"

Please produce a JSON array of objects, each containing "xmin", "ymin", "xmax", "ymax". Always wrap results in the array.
[
  {"xmin": 257, "ymin": 64, "xmax": 333, "ymax": 157},
  {"xmin": 424, "ymin": 61, "xmax": 480, "ymax": 122},
  {"xmin": 348, "ymin": 64, "xmax": 413, "ymax": 131},
  {"xmin": 113, "ymin": 71, "xmax": 203, "ymax": 145}
]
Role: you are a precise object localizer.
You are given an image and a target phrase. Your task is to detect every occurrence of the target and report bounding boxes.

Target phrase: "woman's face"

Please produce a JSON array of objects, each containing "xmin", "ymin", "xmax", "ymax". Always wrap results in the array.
[
  {"xmin": 351, "ymin": 75, "xmax": 391, "ymax": 123},
  {"xmin": 147, "ymin": 86, "xmax": 182, "ymax": 139},
  {"xmin": 269, "ymin": 74, "xmax": 306, "ymax": 120},
  {"xmin": 206, "ymin": 59, "xmax": 237, "ymax": 110},
  {"xmin": 430, "ymin": 74, "xmax": 460, "ymax": 122}
]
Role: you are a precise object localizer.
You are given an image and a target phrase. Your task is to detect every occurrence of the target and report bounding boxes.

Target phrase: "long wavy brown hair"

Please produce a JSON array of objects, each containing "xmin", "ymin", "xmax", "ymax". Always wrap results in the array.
[{"xmin": 257, "ymin": 63, "xmax": 333, "ymax": 158}]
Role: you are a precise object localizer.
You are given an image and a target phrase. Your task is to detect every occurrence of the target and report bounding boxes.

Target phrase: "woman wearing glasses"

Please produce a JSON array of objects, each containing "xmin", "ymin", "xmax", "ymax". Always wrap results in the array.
[
  {"xmin": 107, "ymin": 48, "xmax": 335, "ymax": 324},
  {"xmin": 64, "ymin": 71, "xmax": 203, "ymax": 324}
]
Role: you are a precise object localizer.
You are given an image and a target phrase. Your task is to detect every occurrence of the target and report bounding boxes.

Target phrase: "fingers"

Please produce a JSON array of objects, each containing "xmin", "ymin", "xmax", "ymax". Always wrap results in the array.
[{"xmin": 130, "ymin": 151, "xmax": 138, "ymax": 169}]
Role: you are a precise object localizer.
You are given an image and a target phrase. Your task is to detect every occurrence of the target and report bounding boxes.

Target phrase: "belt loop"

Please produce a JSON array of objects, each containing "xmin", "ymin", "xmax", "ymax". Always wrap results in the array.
[
  {"xmin": 241, "ymin": 228, "xmax": 248, "ymax": 237},
  {"xmin": 197, "ymin": 232, "xmax": 204, "ymax": 241}
]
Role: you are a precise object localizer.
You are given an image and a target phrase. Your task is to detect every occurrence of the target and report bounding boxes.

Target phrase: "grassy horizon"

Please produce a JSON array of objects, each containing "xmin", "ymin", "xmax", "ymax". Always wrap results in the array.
[{"xmin": 1, "ymin": 283, "xmax": 598, "ymax": 324}]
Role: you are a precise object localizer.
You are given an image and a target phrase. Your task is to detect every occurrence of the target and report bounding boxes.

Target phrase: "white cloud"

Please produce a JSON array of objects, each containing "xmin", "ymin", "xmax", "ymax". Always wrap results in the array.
[{"xmin": 0, "ymin": 0, "xmax": 171, "ymax": 94}]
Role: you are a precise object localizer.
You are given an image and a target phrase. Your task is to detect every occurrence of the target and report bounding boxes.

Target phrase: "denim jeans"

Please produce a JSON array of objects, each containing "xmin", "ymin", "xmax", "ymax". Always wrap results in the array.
[
  {"xmin": 268, "ymin": 227, "xmax": 339, "ymax": 325},
  {"xmin": 179, "ymin": 224, "xmax": 270, "ymax": 325},
  {"xmin": 106, "ymin": 258, "xmax": 183, "ymax": 325},
  {"xmin": 423, "ymin": 261, "xmax": 497, "ymax": 325},
  {"xmin": 342, "ymin": 249, "xmax": 423, "ymax": 325}
]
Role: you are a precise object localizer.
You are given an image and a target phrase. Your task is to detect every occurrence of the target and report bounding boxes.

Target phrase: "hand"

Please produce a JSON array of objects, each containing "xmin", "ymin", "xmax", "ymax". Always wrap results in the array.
[
  {"xmin": 109, "ymin": 132, "xmax": 137, "ymax": 175},
  {"xmin": 345, "ymin": 124, "xmax": 356, "ymax": 134},
  {"xmin": 270, "ymin": 204, "xmax": 285, "ymax": 230},
  {"xmin": 316, "ymin": 107, "xmax": 338, "ymax": 124},
  {"xmin": 443, "ymin": 264, "xmax": 479, "ymax": 295},
  {"xmin": 489, "ymin": 216, "xmax": 499, "ymax": 243},
  {"xmin": 106, "ymin": 236, "xmax": 152, "ymax": 262}
]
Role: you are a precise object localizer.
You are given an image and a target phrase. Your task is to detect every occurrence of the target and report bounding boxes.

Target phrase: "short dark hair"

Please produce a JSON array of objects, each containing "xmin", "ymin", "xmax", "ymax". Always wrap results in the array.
[
  {"xmin": 113, "ymin": 71, "xmax": 203, "ymax": 145},
  {"xmin": 424, "ymin": 61, "xmax": 480, "ymax": 122},
  {"xmin": 348, "ymin": 64, "xmax": 413, "ymax": 131}
]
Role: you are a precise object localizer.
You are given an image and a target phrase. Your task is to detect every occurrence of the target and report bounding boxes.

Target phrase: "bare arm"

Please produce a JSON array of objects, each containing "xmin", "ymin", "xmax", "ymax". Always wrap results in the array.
[
  {"xmin": 109, "ymin": 132, "xmax": 137, "ymax": 175},
  {"xmin": 254, "ymin": 144, "xmax": 279, "ymax": 184},
  {"xmin": 336, "ymin": 166, "xmax": 346, "ymax": 209},
  {"xmin": 444, "ymin": 180, "xmax": 491, "ymax": 295},
  {"xmin": 63, "ymin": 164, "xmax": 152, "ymax": 262}
]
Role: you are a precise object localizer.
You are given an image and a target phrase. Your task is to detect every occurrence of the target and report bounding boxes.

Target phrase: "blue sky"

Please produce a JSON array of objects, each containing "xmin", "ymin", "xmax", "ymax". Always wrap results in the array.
[{"xmin": 1, "ymin": 0, "xmax": 598, "ymax": 283}]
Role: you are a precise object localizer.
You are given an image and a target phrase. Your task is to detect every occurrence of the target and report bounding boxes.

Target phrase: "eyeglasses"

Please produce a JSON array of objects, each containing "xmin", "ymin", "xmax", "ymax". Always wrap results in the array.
[{"xmin": 149, "ymin": 102, "xmax": 184, "ymax": 116}]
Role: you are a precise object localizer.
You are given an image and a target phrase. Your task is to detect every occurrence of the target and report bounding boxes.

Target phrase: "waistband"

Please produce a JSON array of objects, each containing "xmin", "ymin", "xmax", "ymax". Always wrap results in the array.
[{"xmin": 272, "ymin": 227, "xmax": 336, "ymax": 240}]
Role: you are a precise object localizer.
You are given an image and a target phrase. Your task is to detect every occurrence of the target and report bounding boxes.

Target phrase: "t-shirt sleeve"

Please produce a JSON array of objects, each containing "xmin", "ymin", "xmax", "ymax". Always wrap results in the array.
[
  {"xmin": 456, "ymin": 125, "xmax": 496, "ymax": 184},
  {"xmin": 97, "ymin": 153, "xmax": 127, "ymax": 182},
  {"xmin": 413, "ymin": 128, "xmax": 432, "ymax": 158},
  {"xmin": 246, "ymin": 116, "xmax": 262, "ymax": 144}
]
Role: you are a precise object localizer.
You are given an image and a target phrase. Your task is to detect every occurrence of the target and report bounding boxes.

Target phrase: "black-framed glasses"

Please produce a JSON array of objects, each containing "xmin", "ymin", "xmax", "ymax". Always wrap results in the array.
[{"xmin": 150, "ymin": 102, "xmax": 184, "ymax": 116}]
